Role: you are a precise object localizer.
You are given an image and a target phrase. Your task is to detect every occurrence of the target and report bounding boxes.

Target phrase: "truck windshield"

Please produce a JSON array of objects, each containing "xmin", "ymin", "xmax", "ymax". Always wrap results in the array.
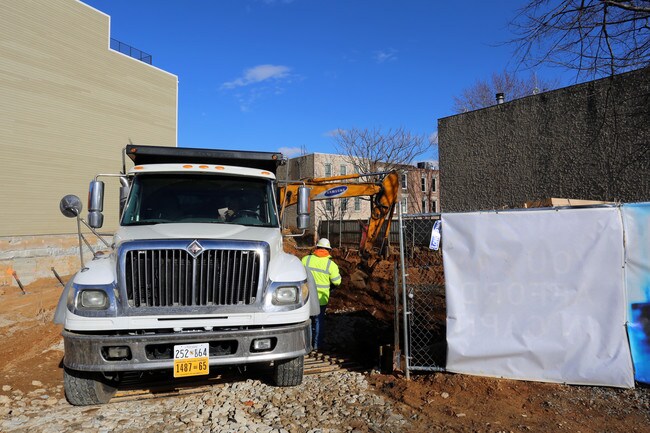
[{"xmin": 121, "ymin": 173, "xmax": 279, "ymax": 227}]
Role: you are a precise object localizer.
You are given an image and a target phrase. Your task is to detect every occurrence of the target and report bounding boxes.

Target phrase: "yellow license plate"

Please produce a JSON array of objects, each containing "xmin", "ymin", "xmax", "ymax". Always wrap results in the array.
[{"xmin": 174, "ymin": 357, "xmax": 209, "ymax": 378}]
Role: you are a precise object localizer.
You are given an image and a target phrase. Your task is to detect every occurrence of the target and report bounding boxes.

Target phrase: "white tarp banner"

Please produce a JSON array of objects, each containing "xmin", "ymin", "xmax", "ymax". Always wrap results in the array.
[{"xmin": 443, "ymin": 207, "xmax": 634, "ymax": 388}]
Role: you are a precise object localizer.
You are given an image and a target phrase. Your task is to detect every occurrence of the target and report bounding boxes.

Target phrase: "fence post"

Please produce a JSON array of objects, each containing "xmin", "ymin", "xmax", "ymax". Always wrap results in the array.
[
  {"xmin": 398, "ymin": 202, "xmax": 410, "ymax": 379},
  {"xmin": 339, "ymin": 211, "xmax": 342, "ymax": 248},
  {"xmin": 393, "ymin": 262, "xmax": 401, "ymax": 371}
]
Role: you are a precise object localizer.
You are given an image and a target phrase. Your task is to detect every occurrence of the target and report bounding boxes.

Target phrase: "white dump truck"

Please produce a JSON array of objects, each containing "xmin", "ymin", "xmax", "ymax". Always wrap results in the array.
[{"xmin": 55, "ymin": 144, "xmax": 317, "ymax": 405}]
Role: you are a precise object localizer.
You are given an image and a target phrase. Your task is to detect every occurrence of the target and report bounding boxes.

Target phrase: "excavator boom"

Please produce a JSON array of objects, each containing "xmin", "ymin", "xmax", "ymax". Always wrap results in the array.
[{"xmin": 279, "ymin": 171, "xmax": 400, "ymax": 256}]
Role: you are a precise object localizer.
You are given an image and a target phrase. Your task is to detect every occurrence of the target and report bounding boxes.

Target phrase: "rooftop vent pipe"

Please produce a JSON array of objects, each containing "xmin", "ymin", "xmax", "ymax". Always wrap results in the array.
[{"xmin": 496, "ymin": 92, "xmax": 505, "ymax": 104}]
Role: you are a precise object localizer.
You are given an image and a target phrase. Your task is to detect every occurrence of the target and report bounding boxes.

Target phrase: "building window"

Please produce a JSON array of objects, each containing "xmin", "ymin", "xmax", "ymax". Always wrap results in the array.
[
  {"xmin": 401, "ymin": 173, "xmax": 407, "ymax": 190},
  {"xmin": 421, "ymin": 174, "xmax": 427, "ymax": 192},
  {"xmin": 324, "ymin": 163, "xmax": 332, "ymax": 177},
  {"xmin": 341, "ymin": 198, "xmax": 348, "ymax": 212},
  {"xmin": 354, "ymin": 197, "xmax": 361, "ymax": 211},
  {"xmin": 431, "ymin": 176, "xmax": 436, "ymax": 192},
  {"xmin": 326, "ymin": 199, "xmax": 332, "ymax": 211},
  {"xmin": 432, "ymin": 199, "xmax": 437, "ymax": 213},
  {"xmin": 340, "ymin": 165, "xmax": 347, "ymax": 176},
  {"xmin": 422, "ymin": 199, "xmax": 427, "ymax": 213},
  {"xmin": 401, "ymin": 196, "xmax": 408, "ymax": 214}
]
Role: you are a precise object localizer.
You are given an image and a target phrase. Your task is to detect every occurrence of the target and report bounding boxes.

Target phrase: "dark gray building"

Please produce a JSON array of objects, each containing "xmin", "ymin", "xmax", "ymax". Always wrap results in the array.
[{"xmin": 438, "ymin": 67, "xmax": 650, "ymax": 212}]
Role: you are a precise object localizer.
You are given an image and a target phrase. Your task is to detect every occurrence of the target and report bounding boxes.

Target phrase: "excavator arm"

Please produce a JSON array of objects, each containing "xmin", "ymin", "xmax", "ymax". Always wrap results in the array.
[{"xmin": 278, "ymin": 171, "xmax": 400, "ymax": 256}]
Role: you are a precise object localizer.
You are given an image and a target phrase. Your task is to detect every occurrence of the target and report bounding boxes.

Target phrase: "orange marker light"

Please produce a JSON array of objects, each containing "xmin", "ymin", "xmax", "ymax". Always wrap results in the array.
[
  {"xmin": 134, "ymin": 166, "xmax": 144, "ymax": 170},
  {"xmin": 215, "ymin": 166, "xmax": 225, "ymax": 170},
  {"xmin": 199, "ymin": 165, "xmax": 209, "ymax": 169},
  {"xmin": 183, "ymin": 165, "xmax": 193, "ymax": 169},
  {"xmin": 261, "ymin": 171, "xmax": 271, "ymax": 175}
]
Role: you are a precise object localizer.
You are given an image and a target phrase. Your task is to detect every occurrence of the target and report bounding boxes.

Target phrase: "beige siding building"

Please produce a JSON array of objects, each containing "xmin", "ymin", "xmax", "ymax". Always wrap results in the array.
[{"xmin": 0, "ymin": 0, "xmax": 177, "ymax": 285}]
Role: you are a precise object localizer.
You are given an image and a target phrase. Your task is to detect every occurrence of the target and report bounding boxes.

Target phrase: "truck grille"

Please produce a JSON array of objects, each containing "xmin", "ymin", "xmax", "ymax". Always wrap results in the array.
[{"xmin": 124, "ymin": 248, "xmax": 261, "ymax": 307}]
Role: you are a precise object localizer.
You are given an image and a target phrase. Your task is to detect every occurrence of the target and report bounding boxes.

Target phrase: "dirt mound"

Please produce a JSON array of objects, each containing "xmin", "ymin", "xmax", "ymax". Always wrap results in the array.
[{"xmin": 0, "ymin": 277, "xmax": 65, "ymax": 399}]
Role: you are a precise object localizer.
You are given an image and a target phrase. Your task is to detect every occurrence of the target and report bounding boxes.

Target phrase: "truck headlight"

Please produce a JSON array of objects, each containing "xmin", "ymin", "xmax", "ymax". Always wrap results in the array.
[
  {"xmin": 273, "ymin": 286, "xmax": 298, "ymax": 305},
  {"xmin": 79, "ymin": 290, "xmax": 109, "ymax": 309}
]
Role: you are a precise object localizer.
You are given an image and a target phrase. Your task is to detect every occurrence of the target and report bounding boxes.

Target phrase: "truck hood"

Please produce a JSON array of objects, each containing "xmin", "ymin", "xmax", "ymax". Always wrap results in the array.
[{"xmin": 114, "ymin": 224, "xmax": 283, "ymax": 255}]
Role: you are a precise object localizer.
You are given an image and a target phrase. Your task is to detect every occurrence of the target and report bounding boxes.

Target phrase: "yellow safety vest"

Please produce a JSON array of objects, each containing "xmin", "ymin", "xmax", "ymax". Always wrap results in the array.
[{"xmin": 302, "ymin": 252, "xmax": 341, "ymax": 306}]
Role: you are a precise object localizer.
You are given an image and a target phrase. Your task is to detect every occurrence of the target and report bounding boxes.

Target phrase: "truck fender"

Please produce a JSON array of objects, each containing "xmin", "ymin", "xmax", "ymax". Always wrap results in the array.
[
  {"xmin": 306, "ymin": 270, "xmax": 320, "ymax": 317},
  {"xmin": 53, "ymin": 274, "xmax": 76, "ymax": 324}
]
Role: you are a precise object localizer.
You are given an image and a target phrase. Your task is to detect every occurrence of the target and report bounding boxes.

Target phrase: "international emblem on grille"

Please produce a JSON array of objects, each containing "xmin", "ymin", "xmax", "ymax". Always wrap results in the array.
[{"xmin": 187, "ymin": 240, "xmax": 204, "ymax": 258}]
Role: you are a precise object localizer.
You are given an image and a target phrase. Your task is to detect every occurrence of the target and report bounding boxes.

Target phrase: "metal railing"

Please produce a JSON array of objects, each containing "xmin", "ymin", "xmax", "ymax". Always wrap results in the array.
[
  {"xmin": 110, "ymin": 38, "xmax": 152, "ymax": 64},
  {"xmin": 317, "ymin": 218, "xmax": 402, "ymax": 248}
]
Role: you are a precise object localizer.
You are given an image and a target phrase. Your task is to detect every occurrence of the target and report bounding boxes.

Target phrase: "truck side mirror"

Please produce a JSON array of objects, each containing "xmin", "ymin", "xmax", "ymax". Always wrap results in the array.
[
  {"xmin": 297, "ymin": 186, "xmax": 311, "ymax": 230},
  {"xmin": 59, "ymin": 195, "xmax": 83, "ymax": 218},
  {"xmin": 88, "ymin": 180, "xmax": 105, "ymax": 228}
]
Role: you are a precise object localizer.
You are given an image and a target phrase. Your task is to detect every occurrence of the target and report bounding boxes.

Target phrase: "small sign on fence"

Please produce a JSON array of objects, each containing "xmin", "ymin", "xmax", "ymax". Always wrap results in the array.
[{"xmin": 429, "ymin": 220, "xmax": 441, "ymax": 250}]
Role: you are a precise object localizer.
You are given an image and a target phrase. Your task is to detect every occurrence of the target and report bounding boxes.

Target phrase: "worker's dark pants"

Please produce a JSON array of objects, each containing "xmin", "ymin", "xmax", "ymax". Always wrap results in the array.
[{"xmin": 313, "ymin": 305, "xmax": 327, "ymax": 350}]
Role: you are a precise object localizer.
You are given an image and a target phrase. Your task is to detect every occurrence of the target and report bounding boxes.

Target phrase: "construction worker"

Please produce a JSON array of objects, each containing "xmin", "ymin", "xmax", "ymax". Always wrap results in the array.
[{"xmin": 302, "ymin": 238, "xmax": 341, "ymax": 351}]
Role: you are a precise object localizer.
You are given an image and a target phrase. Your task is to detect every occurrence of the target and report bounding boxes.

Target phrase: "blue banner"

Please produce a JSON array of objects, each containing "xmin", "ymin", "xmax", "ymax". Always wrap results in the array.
[{"xmin": 622, "ymin": 203, "xmax": 650, "ymax": 385}]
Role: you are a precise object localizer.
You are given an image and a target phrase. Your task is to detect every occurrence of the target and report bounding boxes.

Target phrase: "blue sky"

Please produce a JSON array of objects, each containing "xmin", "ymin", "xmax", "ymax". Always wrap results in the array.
[{"xmin": 83, "ymin": 0, "xmax": 574, "ymax": 162}]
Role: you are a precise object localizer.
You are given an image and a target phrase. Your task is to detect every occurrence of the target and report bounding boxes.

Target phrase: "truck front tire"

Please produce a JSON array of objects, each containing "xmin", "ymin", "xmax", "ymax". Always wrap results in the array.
[
  {"xmin": 64, "ymin": 367, "xmax": 117, "ymax": 406},
  {"xmin": 272, "ymin": 355, "xmax": 304, "ymax": 387}
]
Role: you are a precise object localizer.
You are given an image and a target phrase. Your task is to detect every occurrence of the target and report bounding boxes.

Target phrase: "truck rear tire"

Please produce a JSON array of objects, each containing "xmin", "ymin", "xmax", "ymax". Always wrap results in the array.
[
  {"xmin": 272, "ymin": 355, "xmax": 304, "ymax": 387},
  {"xmin": 64, "ymin": 367, "xmax": 117, "ymax": 406}
]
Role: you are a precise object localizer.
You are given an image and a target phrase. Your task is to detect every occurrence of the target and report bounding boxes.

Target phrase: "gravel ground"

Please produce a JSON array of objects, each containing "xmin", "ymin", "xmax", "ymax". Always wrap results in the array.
[{"xmin": 0, "ymin": 369, "xmax": 408, "ymax": 433}]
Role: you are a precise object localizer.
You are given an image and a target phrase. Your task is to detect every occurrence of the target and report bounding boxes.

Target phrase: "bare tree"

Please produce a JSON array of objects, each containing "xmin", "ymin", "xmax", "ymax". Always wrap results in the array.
[
  {"xmin": 332, "ymin": 127, "xmax": 432, "ymax": 174},
  {"xmin": 511, "ymin": 0, "xmax": 650, "ymax": 78},
  {"xmin": 453, "ymin": 70, "xmax": 559, "ymax": 113}
]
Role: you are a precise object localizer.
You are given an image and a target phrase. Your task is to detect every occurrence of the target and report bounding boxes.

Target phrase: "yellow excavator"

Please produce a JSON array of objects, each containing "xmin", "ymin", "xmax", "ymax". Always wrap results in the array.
[{"xmin": 278, "ymin": 170, "xmax": 400, "ymax": 258}]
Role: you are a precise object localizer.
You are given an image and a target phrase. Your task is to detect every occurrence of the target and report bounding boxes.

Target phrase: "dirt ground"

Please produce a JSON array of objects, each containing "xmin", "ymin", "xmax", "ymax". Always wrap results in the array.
[
  {"xmin": 294, "ymin": 243, "xmax": 650, "ymax": 432},
  {"xmin": 0, "ymin": 244, "xmax": 648, "ymax": 432},
  {"xmin": 0, "ymin": 278, "xmax": 65, "ymax": 398}
]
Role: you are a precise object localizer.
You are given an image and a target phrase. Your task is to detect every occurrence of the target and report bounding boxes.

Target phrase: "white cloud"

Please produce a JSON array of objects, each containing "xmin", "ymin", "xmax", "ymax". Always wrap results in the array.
[
  {"xmin": 429, "ymin": 131, "xmax": 438, "ymax": 145},
  {"xmin": 324, "ymin": 128, "xmax": 345, "ymax": 137},
  {"xmin": 278, "ymin": 146, "xmax": 302, "ymax": 157},
  {"xmin": 374, "ymin": 49, "xmax": 398, "ymax": 63},
  {"xmin": 221, "ymin": 64, "xmax": 297, "ymax": 111},
  {"xmin": 221, "ymin": 65, "xmax": 291, "ymax": 89}
]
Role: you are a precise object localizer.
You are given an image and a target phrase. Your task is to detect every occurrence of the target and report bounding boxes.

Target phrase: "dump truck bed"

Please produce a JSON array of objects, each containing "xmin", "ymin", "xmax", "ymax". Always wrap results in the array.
[{"xmin": 125, "ymin": 144, "xmax": 285, "ymax": 174}]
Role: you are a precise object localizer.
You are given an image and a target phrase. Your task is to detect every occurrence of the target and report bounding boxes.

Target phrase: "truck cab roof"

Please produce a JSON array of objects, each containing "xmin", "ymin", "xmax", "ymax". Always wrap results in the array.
[{"xmin": 125, "ymin": 144, "xmax": 285, "ymax": 174}]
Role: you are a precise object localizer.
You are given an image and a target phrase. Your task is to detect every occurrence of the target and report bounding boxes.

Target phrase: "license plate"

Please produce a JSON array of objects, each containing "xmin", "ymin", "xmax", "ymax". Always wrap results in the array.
[{"xmin": 173, "ymin": 343, "xmax": 209, "ymax": 378}]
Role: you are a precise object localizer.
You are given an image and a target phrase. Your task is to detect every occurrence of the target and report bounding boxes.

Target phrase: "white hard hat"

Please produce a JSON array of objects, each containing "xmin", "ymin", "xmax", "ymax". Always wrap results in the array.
[{"xmin": 316, "ymin": 238, "xmax": 331, "ymax": 249}]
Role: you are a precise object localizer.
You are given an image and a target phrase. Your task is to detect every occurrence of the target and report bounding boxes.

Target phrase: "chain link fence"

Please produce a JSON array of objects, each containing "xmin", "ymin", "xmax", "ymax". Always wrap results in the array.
[{"xmin": 397, "ymin": 208, "xmax": 446, "ymax": 376}]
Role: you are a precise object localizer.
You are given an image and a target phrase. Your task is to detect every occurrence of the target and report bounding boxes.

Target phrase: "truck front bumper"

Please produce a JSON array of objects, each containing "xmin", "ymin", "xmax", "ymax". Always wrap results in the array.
[{"xmin": 62, "ymin": 321, "xmax": 311, "ymax": 372}]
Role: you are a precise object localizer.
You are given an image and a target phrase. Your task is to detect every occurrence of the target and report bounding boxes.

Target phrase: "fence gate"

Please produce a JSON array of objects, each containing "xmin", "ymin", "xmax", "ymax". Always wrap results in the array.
[{"xmin": 396, "ymin": 206, "xmax": 446, "ymax": 377}]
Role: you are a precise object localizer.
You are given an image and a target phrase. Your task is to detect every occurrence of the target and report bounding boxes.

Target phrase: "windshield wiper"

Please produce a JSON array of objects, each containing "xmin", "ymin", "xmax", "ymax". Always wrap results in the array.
[{"xmin": 122, "ymin": 219, "xmax": 173, "ymax": 226}]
